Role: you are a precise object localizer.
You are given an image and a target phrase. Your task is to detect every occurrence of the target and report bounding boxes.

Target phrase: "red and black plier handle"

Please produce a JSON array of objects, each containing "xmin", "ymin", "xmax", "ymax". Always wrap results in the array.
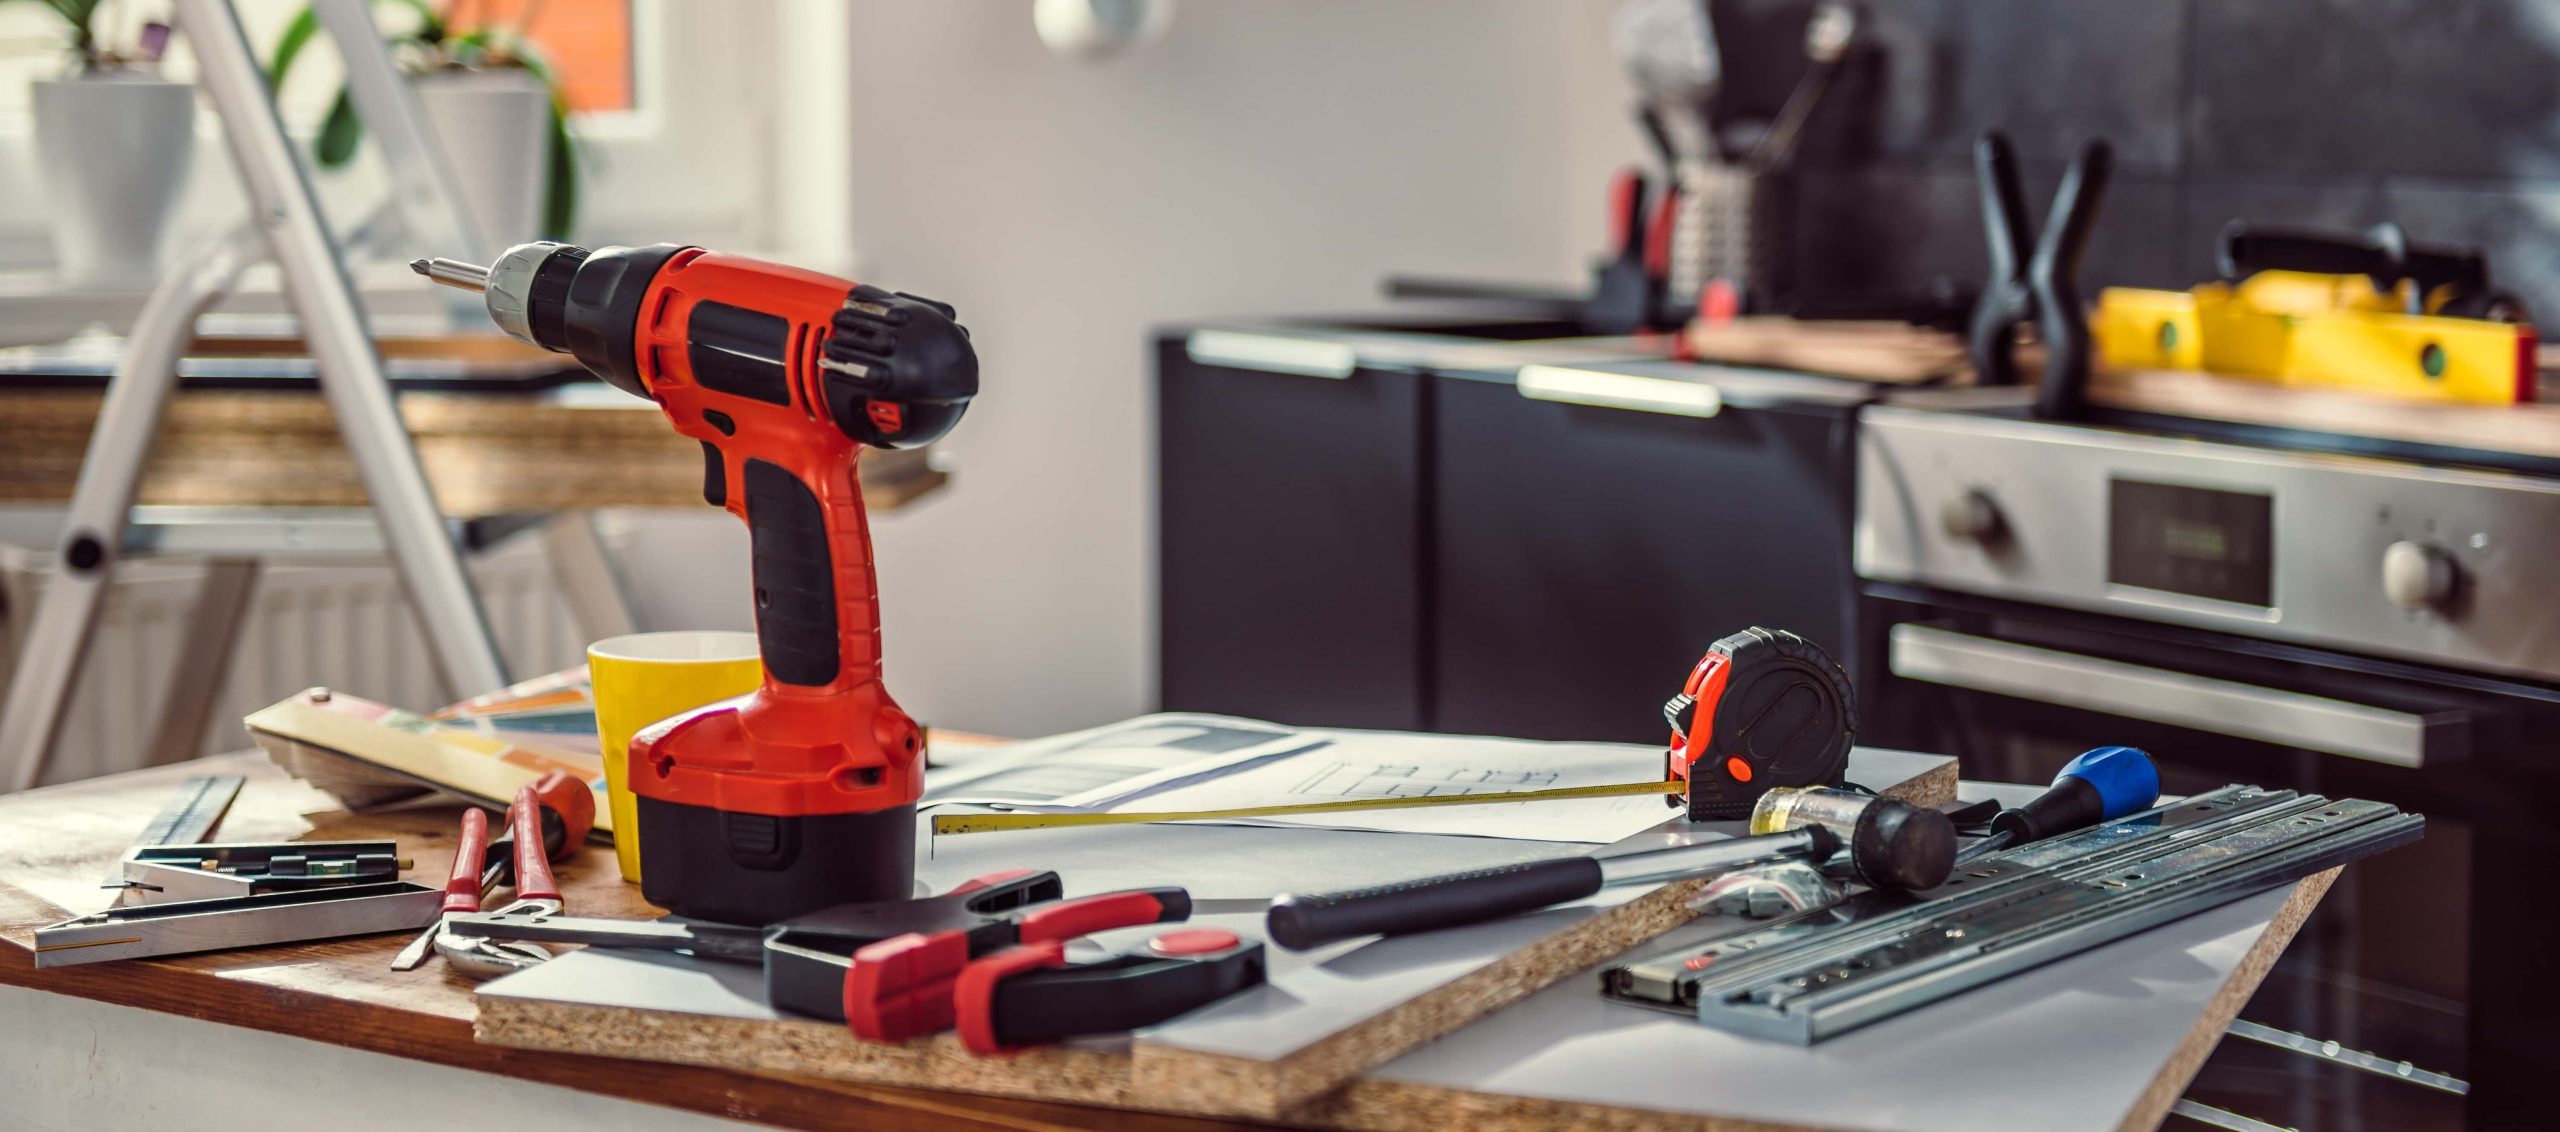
[
  {"xmin": 843, "ymin": 886, "xmax": 1191, "ymax": 1043},
  {"xmin": 955, "ymin": 929, "xmax": 1266, "ymax": 1056}
]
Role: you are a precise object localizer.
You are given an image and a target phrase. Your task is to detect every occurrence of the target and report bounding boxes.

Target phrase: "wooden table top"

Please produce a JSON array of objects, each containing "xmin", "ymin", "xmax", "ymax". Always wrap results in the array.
[{"xmin": 0, "ymin": 753, "xmax": 1236, "ymax": 1132}]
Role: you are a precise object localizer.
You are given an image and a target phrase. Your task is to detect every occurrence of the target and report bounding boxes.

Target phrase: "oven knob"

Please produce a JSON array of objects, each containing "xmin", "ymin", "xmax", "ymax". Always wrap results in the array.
[
  {"xmin": 1940, "ymin": 489, "xmax": 2006, "ymax": 544},
  {"xmin": 2381, "ymin": 540, "xmax": 2458, "ymax": 611}
]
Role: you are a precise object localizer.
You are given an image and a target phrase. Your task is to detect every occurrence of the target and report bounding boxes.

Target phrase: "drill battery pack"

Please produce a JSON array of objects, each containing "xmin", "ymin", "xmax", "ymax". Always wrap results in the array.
[{"xmin": 635, "ymin": 797, "xmax": 916, "ymax": 925}]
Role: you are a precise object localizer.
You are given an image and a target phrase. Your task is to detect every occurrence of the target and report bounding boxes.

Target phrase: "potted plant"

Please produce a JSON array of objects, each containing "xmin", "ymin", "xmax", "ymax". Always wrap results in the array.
[
  {"xmin": 15, "ymin": 1, "xmax": 194, "ymax": 283},
  {"xmin": 269, "ymin": 0, "xmax": 578, "ymax": 243}
]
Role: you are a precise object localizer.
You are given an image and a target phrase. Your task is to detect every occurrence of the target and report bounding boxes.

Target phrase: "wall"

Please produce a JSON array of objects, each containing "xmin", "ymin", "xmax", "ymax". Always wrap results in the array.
[
  {"xmin": 0, "ymin": 2, "xmax": 827, "ymax": 271},
  {"xmin": 1722, "ymin": 0, "xmax": 2560, "ymax": 311},
  {"xmin": 813, "ymin": 1, "xmax": 1641, "ymax": 737},
  {"xmin": 0, "ymin": 2, "xmax": 1650, "ymax": 742}
]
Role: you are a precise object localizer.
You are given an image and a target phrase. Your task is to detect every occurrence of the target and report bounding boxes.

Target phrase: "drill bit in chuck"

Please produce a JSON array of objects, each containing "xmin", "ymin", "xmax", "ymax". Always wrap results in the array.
[{"xmin": 411, "ymin": 257, "xmax": 492, "ymax": 293}]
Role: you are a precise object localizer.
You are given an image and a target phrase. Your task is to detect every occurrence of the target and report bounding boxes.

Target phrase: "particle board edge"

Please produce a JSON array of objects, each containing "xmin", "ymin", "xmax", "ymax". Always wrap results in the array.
[
  {"xmin": 2110, "ymin": 867, "xmax": 2339, "ymax": 1132},
  {"xmin": 474, "ymin": 995, "xmax": 1160, "ymax": 1113},
  {"xmin": 1301, "ymin": 1077, "xmax": 1844, "ymax": 1132}
]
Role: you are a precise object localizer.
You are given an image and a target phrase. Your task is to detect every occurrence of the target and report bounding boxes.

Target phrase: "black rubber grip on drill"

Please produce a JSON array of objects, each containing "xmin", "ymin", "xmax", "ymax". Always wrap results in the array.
[
  {"xmin": 526, "ymin": 245, "xmax": 587, "ymax": 353},
  {"xmin": 742, "ymin": 458, "xmax": 838, "ymax": 686},
  {"xmin": 561, "ymin": 243, "xmax": 684, "ymax": 400},
  {"xmin": 1265, "ymin": 857, "xmax": 1606, "ymax": 950}
]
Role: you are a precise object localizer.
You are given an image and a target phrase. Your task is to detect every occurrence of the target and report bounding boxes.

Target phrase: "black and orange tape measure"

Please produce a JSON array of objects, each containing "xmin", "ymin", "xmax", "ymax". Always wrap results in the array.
[{"xmin": 1663, "ymin": 627, "xmax": 1856, "ymax": 821}]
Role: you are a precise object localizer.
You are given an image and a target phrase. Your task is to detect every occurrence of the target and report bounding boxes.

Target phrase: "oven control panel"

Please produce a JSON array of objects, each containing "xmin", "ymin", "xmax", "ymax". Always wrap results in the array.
[{"xmin": 1856, "ymin": 404, "xmax": 2560, "ymax": 683}]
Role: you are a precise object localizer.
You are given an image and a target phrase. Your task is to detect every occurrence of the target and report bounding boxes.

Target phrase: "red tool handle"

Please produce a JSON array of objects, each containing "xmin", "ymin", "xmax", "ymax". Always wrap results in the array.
[
  {"xmin": 1607, "ymin": 167, "xmax": 1647, "ymax": 258},
  {"xmin": 954, "ymin": 941, "xmax": 1069, "ymax": 1056},
  {"xmin": 1013, "ymin": 887, "xmax": 1191, "ymax": 945},
  {"xmin": 948, "ymin": 868, "xmax": 1043, "ymax": 896},
  {"xmin": 441, "ymin": 808, "xmax": 490, "ymax": 915},
  {"xmin": 521, "ymin": 770, "xmax": 596, "ymax": 856},
  {"xmin": 509, "ymin": 784, "xmax": 560, "ymax": 903},
  {"xmin": 1644, "ymin": 185, "xmax": 1679, "ymax": 279}
]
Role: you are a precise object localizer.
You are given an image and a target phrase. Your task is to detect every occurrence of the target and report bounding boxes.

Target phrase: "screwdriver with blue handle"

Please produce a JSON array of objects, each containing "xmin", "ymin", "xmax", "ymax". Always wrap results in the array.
[{"xmin": 1953, "ymin": 745, "xmax": 2161, "ymax": 866}]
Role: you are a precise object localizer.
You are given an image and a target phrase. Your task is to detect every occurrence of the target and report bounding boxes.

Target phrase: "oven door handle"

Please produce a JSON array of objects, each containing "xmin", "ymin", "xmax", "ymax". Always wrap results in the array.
[{"xmin": 1888, "ymin": 625, "xmax": 2468, "ymax": 768}]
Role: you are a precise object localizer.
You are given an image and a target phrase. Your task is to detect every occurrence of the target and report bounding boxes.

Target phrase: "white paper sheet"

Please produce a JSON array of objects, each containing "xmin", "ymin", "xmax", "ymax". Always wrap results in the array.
[{"xmin": 922, "ymin": 713, "xmax": 1674, "ymax": 844}]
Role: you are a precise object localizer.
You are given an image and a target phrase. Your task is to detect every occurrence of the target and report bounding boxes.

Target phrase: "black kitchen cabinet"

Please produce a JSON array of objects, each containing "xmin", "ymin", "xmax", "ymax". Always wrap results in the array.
[
  {"xmin": 1156, "ymin": 337, "xmax": 1429, "ymax": 730},
  {"xmin": 1429, "ymin": 372, "xmax": 1858, "ymax": 743},
  {"xmin": 1158, "ymin": 327, "xmax": 1862, "ymax": 740}
]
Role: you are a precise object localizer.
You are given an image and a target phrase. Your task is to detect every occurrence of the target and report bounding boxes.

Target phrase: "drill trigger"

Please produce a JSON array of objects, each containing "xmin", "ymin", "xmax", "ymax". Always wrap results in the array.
[{"xmin": 698, "ymin": 440, "xmax": 725, "ymax": 508}]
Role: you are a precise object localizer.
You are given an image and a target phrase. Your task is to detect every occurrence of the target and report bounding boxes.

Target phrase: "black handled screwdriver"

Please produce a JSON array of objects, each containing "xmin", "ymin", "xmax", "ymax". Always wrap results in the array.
[{"xmin": 1265, "ymin": 826, "xmax": 1848, "ymax": 951}]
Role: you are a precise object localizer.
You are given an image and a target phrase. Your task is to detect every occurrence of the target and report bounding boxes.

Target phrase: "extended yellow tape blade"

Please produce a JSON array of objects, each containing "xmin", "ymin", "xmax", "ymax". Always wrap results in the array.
[{"xmin": 928, "ymin": 778, "xmax": 1686, "ymax": 836}]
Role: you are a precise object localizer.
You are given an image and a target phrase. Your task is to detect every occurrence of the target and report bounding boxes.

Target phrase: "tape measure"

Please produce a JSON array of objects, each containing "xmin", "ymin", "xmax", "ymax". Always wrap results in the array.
[{"xmin": 1662, "ymin": 627, "xmax": 1854, "ymax": 821}]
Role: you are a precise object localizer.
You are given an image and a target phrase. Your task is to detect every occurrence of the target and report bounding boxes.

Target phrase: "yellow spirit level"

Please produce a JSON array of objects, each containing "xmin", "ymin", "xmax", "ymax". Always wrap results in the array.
[{"xmin": 2095, "ymin": 223, "xmax": 2536, "ymax": 406}]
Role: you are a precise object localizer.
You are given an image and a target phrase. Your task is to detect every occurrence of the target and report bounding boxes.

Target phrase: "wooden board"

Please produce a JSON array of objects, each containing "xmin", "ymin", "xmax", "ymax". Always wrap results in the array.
[
  {"xmin": 183, "ymin": 332, "xmax": 565, "ymax": 365},
  {"xmin": 1680, "ymin": 319, "xmax": 1977, "ymax": 385},
  {"xmin": 466, "ymin": 753, "xmax": 1957, "ymax": 1122},
  {"xmin": 2090, "ymin": 366, "xmax": 2560, "ymax": 460},
  {"xmin": 0, "ymin": 388, "xmax": 947, "ymax": 518}
]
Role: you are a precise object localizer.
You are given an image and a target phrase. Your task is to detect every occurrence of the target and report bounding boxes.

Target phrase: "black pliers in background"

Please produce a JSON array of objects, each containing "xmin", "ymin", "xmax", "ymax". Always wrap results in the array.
[{"xmin": 1967, "ymin": 131, "xmax": 2113, "ymax": 419}]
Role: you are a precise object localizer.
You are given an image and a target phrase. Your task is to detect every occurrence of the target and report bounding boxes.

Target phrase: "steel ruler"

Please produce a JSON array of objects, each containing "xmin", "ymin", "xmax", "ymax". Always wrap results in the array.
[{"xmin": 102, "ymin": 774, "xmax": 246, "ymax": 886}]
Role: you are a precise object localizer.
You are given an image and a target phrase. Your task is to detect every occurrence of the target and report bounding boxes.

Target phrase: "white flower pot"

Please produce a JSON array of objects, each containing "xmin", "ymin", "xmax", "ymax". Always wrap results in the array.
[
  {"xmin": 31, "ymin": 73, "xmax": 197, "ymax": 284},
  {"xmin": 413, "ymin": 68, "xmax": 552, "ymax": 245}
]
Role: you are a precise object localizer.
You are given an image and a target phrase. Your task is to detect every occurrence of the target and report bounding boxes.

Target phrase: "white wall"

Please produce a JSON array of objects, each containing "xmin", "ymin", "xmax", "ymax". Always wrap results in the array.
[
  {"xmin": 0, "ymin": 1, "xmax": 1650, "ymax": 744},
  {"xmin": 800, "ymin": 0, "xmax": 1644, "ymax": 738}
]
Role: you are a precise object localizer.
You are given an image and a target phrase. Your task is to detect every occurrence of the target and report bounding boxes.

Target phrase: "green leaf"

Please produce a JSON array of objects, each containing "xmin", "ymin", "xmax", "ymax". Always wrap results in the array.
[
  {"xmin": 38, "ymin": 0, "xmax": 101, "ymax": 30},
  {"xmin": 542, "ymin": 103, "xmax": 578, "ymax": 238},
  {"xmin": 37, "ymin": 0, "xmax": 102, "ymax": 60},
  {"xmin": 267, "ymin": 7, "xmax": 320, "ymax": 89},
  {"xmin": 314, "ymin": 87, "xmax": 363, "ymax": 168}
]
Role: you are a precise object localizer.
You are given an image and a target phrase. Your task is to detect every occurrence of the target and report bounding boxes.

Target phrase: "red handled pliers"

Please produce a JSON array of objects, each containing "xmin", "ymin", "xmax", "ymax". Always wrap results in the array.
[
  {"xmin": 846, "ymin": 887, "xmax": 1266, "ymax": 1056},
  {"xmin": 435, "ymin": 782, "xmax": 568, "ymax": 980}
]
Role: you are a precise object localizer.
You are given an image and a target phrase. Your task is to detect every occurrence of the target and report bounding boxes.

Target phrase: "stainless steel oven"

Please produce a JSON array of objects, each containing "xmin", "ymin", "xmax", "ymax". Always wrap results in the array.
[{"xmin": 1853, "ymin": 400, "xmax": 2560, "ymax": 1130}]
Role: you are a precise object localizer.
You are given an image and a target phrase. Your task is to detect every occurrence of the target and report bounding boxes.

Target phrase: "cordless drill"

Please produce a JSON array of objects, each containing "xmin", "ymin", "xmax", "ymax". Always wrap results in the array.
[{"xmin": 417, "ymin": 242, "xmax": 976, "ymax": 924}]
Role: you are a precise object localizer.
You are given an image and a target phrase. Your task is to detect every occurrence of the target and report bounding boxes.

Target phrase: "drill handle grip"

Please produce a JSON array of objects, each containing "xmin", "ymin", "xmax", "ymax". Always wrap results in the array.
[{"xmin": 738, "ymin": 457, "xmax": 880, "ymax": 692}]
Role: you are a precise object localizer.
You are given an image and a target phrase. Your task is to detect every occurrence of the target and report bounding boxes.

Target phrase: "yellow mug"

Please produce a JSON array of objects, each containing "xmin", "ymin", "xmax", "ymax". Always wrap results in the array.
[{"xmin": 588, "ymin": 630, "xmax": 762, "ymax": 884}]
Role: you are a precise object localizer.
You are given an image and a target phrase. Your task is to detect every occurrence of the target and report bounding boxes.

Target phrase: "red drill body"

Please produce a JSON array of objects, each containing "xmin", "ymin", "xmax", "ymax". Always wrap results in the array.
[{"xmin": 420, "ymin": 242, "xmax": 976, "ymax": 923}]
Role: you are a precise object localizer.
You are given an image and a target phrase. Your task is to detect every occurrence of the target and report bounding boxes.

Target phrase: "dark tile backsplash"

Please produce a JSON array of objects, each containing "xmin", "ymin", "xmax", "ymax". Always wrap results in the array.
[
  {"xmin": 2188, "ymin": 0, "xmax": 2560, "ymax": 182},
  {"xmin": 1786, "ymin": 165, "xmax": 2189, "ymax": 296},
  {"xmin": 1737, "ymin": 0, "xmax": 2560, "ymax": 313},
  {"xmin": 1856, "ymin": 0, "xmax": 2188, "ymax": 173}
]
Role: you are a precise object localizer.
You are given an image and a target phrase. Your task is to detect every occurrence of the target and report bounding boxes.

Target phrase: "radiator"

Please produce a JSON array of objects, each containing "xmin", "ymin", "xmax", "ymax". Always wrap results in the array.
[{"xmin": 0, "ymin": 534, "xmax": 586, "ymax": 787}]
